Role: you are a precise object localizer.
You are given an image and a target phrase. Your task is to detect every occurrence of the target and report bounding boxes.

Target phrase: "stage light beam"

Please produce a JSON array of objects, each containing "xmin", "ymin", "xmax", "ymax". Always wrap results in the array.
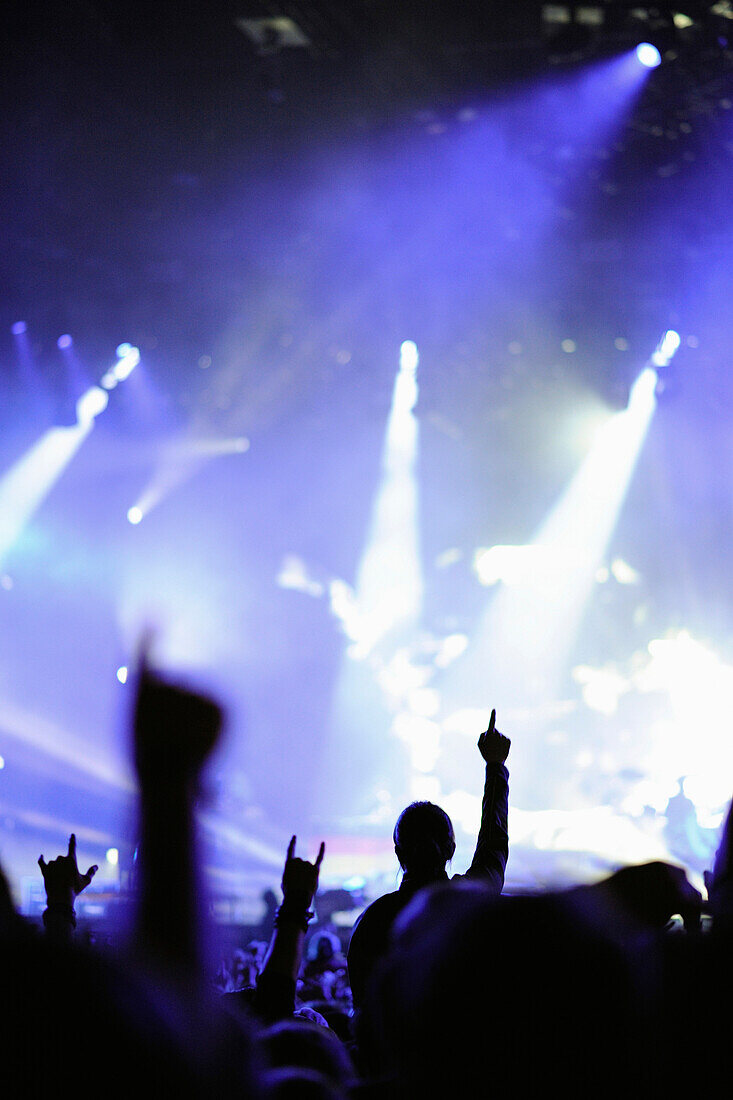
[
  {"xmin": 322, "ymin": 342, "xmax": 425, "ymax": 813},
  {"xmin": 75, "ymin": 386, "xmax": 109, "ymax": 426},
  {"xmin": 113, "ymin": 345, "xmax": 140, "ymax": 381},
  {"xmin": 443, "ymin": 342, "xmax": 671, "ymax": 727},
  {"xmin": 0, "ymin": 421, "xmax": 95, "ymax": 568},
  {"xmin": 332, "ymin": 340, "xmax": 423, "ymax": 658},
  {"xmin": 0, "ymin": 336, "xmax": 129, "ymax": 566}
]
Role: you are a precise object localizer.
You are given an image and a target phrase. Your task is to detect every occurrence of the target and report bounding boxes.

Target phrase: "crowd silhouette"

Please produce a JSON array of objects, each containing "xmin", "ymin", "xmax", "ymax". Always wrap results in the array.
[{"xmin": 2, "ymin": 640, "xmax": 728, "ymax": 1099}]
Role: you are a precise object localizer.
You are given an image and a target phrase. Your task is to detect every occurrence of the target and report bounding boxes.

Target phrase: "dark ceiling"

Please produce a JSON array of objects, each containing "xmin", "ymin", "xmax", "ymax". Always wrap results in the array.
[{"xmin": 3, "ymin": 2, "xmax": 732, "ymax": 393}]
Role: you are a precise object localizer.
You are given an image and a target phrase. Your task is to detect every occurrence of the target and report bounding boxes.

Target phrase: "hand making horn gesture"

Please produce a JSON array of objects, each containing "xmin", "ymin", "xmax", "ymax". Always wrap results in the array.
[
  {"xmin": 281, "ymin": 835, "xmax": 326, "ymax": 909},
  {"xmin": 38, "ymin": 833, "xmax": 98, "ymax": 907}
]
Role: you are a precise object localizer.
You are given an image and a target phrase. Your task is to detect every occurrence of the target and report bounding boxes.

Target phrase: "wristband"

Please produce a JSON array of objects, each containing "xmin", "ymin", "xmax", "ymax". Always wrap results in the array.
[
  {"xmin": 43, "ymin": 902, "xmax": 77, "ymax": 929},
  {"xmin": 274, "ymin": 901, "xmax": 314, "ymax": 932}
]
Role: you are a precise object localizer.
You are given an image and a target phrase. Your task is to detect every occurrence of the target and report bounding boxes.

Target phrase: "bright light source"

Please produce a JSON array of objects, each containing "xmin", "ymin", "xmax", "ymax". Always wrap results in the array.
[
  {"xmin": 0, "ymin": 755, "xmax": 4, "ymax": 770},
  {"xmin": 330, "ymin": 343, "xmax": 422, "ymax": 657},
  {"xmin": 434, "ymin": 633, "xmax": 469, "ymax": 668},
  {"xmin": 610, "ymin": 557, "xmax": 640, "ymax": 584},
  {"xmin": 324, "ymin": 340, "xmax": 424, "ymax": 805},
  {"xmin": 474, "ymin": 544, "xmax": 565, "ymax": 588},
  {"xmin": 627, "ymin": 366, "xmax": 658, "ymax": 412},
  {"xmin": 0, "ymin": 422, "xmax": 94, "ymax": 568},
  {"xmin": 392, "ymin": 713, "xmax": 442, "ymax": 772},
  {"xmin": 116, "ymin": 666, "xmax": 128, "ymax": 684},
  {"xmin": 127, "ymin": 506, "xmax": 143, "ymax": 525},
  {"xmin": 57, "ymin": 334, "xmax": 73, "ymax": 349},
  {"xmin": 11, "ymin": 322, "xmax": 27, "ymax": 336},
  {"xmin": 636, "ymin": 42, "xmax": 662, "ymax": 67},
  {"xmin": 75, "ymin": 386, "xmax": 109, "ymax": 426},
  {"xmin": 113, "ymin": 345, "xmax": 140, "ymax": 381},
  {"xmin": 276, "ymin": 555, "xmax": 324, "ymax": 597},
  {"xmin": 105, "ymin": 847, "xmax": 119, "ymax": 865},
  {"xmin": 651, "ymin": 329, "xmax": 681, "ymax": 367},
  {"xmin": 100, "ymin": 371, "xmax": 118, "ymax": 390},
  {"xmin": 399, "ymin": 340, "xmax": 419, "ymax": 373},
  {"xmin": 443, "ymin": 360, "xmax": 659, "ymax": 722},
  {"xmin": 572, "ymin": 664, "xmax": 629, "ymax": 715}
]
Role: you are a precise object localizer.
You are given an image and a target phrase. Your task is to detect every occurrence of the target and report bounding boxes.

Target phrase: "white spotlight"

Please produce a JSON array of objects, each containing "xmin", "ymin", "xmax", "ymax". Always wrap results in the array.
[
  {"xmin": 127, "ymin": 506, "xmax": 143, "ymax": 525},
  {"xmin": 75, "ymin": 386, "xmax": 109, "ymax": 426},
  {"xmin": 105, "ymin": 847, "xmax": 119, "ymax": 865},
  {"xmin": 0, "ymin": 423, "xmax": 95, "ymax": 568},
  {"xmin": 636, "ymin": 42, "xmax": 662, "ymax": 68},
  {"xmin": 399, "ymin": 340, "xmax": 419, "ymax": 374},
  {"xmin": 333, "ymin": 342, "xmax": 422, "ymax": 656},
  {"xmin": 651, "ymin": 330, "xmax": 681, "ymax": 368},
  {"xmin": 113, "ymin": 345, "xmax": 140, "ymax": 381},
  {"xmin": 443, "ymin": 356, "xmax": 660, "ymax": 719}
]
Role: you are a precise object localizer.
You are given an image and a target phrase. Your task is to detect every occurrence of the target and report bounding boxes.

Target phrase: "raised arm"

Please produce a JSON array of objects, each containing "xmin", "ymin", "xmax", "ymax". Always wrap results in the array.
[
  {"xmin": 38, "ymin": 833, "xmax": 98, "ymax": 942},
  {"xmin": 254, "ymin": 836, "xmax": 325, "ymax": 1023},
  {"xmin": 133, "ymin": 641, "xmax": 222, "ymax": 977},
  {"xmin": 465, "ymin": 709, "xmax": 510, "ymax": 892}
]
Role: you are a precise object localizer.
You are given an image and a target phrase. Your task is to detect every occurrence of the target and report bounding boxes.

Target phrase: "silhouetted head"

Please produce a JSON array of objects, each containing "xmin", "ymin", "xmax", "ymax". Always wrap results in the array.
[
  {"xmin": 307, "ymin": 929, "xmax": 341, "ymax": 963},
  {"xmin": 393, "ymin": 801, "xmax": 455, "ymax": 877}
]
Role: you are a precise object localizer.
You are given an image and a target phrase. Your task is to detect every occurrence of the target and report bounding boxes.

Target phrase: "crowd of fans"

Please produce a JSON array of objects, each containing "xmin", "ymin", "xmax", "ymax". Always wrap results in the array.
[{"xmin": 2, "ymin": 644, "xmax": 729, "ymax": 1098}]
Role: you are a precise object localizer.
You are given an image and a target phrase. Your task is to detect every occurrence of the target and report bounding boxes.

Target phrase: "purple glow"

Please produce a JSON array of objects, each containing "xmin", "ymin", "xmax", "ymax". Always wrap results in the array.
[{"xmin": 1, "ymin": 28, "xmax": 732, "ymax": 916}]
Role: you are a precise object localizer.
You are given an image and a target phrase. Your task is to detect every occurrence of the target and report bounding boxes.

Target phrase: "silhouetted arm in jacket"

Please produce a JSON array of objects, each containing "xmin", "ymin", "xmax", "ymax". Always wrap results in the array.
[
  {"xmin": 464, "ymin": 709, "xmax": 510, "ymax": 893},
  {"xmin": 254, "ymin": 836, "xmax": 325, "ymax": 1023}
]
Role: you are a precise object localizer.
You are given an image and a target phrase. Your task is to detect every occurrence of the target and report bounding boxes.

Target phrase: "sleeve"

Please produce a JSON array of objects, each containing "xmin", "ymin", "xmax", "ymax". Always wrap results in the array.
[
  {"xmin": 42, "ymin": 903, "xmax": 77, "ymax": 944},
  {"xmin": 464, "ymin": 762, "xmax": 509, "ymax": 893},
  {"xmin": 253, "ymin": 969, "xmax": 297, "ymax": 1024}
]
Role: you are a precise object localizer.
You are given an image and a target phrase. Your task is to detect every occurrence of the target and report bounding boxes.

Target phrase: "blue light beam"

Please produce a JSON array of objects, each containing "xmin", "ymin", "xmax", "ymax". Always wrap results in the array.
[
  {"xmin": 334, "ymin": 340, "xmax": 423, "ymax": 658},
  {"xmin": 0, "ymin": 421, "xmax": 94, "ymax": 569},
  {"xmin": 321, "ymin": 342, "xmax": 425, "ymax": 814},
  {"xmin": 442, "ymin": 346, "xmax": 671, "ymax": 734}
]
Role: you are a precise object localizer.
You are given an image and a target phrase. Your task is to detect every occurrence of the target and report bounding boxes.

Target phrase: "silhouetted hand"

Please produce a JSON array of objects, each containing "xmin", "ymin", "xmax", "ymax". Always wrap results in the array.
[
  {"xmin": 133, "ymin": 640, "xmax": 222, "ymax": 784},
  {"xmin": 596, "ymin": 860, "xmax": 702, "ymax": 934},
  {"xmin": 281, "ymin": 836, "xmax": 325, "ymax": 909},
  {"xmin": 38, "ymin": 834, "xmax": 98, "ymax": 908},
  {"xmin": 478, "ymin": 709, "xmax": 511, "ymax": 765}
]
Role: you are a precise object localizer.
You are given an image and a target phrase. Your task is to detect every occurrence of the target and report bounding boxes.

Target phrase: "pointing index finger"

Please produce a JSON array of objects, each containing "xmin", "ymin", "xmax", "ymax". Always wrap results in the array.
[
  {"xmin": 487, "ymin": 709, "xmax": 496, "ymax": 736},
  {"xmin": 68, "ymin": 833, "xmax": 77, "ymax": 861},
  {"xmin": 315, "ymin": 842, "xmax": 325, "ymax": 869},
  {"xmin": 287, "ymin": 835, "xmax": 296, "ymax": 862}
]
